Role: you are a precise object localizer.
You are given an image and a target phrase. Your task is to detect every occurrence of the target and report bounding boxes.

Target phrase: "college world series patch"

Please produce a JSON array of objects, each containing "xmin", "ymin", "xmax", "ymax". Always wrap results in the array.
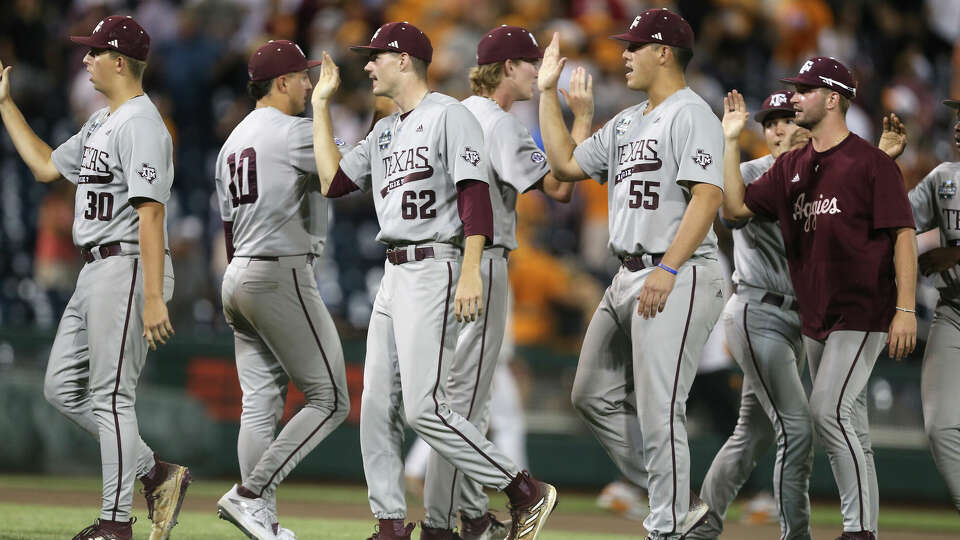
[
  {"xmin": 138, "ymin": 163, "xmax": 157, "ymax": 183},
  {"xmin": 939, "ymin": 178, "xmax": 956, "ymax": 200},
  {"xmin": 692, "ymin": 149, "xmax": 713, "ymax": 169},
  {"xmin": 378, "ymin": 128, "xmax": 392, "ymax": 151}
]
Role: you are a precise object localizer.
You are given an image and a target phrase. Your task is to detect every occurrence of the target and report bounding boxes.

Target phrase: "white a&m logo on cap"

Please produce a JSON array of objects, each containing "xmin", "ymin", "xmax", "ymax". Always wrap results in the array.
[
  {"xmin": 799, "ymin": 60, "xmax": 814, "ymax": 74},
  {"xmin": 770, "ymin": 93, "xmax": 788, "ymax": 107},
  {"xmin": 529, "ymin": 32, "xmax": 538, "ymax": 46},
  {"xmin": 94, "ymin": 19, "xmax": 105, "ymax": 33},
  {"xmin": 630, "ymin": 16, "xmax": 641, "ymax": 29}
]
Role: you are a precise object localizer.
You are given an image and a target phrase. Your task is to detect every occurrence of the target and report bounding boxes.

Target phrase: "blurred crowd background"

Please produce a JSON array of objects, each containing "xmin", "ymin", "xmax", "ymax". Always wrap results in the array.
[{"xmin": 1, "ymin": 0, "xmax": 959, "ymax": 347}]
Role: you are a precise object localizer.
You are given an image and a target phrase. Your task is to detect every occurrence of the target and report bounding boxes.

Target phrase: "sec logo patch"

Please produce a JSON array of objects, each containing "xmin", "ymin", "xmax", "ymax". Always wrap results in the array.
[{"xmin": 531, "ymin": 151, "xmax": 545, "ymax": 163}]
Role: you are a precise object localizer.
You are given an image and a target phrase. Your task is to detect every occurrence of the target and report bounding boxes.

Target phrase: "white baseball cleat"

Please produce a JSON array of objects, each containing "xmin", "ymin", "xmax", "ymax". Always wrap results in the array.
[
  {"xmin": 217, "ymin": 484, "xmax": 279, "ymax": 540},
  {"xmin": 678, "ymin": 491, "xmax": 710, "ymax": 539},
  {"xmin": 275, "ymin": 525, "xmax": 296, "ymax": 540}
]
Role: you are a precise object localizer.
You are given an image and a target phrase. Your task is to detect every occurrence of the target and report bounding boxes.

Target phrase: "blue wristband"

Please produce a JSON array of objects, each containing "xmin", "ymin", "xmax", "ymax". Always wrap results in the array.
[{"xmin": 657, "ymin": 262, "xmax": 678, "ymax": 275}]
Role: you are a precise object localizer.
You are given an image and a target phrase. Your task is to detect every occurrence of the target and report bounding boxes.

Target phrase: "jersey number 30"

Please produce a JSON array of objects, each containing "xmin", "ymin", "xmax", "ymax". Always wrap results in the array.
[{"xmin": 227, "ymin": 147, "xmax": 258, "ymax": 207}]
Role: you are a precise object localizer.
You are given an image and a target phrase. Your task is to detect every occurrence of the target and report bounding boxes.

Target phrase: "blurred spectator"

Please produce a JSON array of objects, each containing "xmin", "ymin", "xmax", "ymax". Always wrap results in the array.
[{"xmin": 34, "ymin": 181, "xmax": 79, "ymax": 310}]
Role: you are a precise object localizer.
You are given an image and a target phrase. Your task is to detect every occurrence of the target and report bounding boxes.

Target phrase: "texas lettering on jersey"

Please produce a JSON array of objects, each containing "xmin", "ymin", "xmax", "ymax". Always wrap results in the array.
[
  {"xmin": 379, "ymin": 146, "xmax": 434, "ymax": 198},
  {"xmin": 79, "ymin": 145, "xmax": 113, "ymax": 184},
  {"xmin": 614, "ymin": 138, "xmax": 661, "ymax": 184}
]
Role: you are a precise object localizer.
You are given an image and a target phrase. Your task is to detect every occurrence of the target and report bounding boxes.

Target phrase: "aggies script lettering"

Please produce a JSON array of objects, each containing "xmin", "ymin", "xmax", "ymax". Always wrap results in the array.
[
  {"xmin": 380, "ymin": 146, "xmax": 434, "ymax": 198},
  {"xmin": 614, "ymin": 138, "xmax": 661, "ymax": 184},
  {"xmin": 792, "ymin": 192, "xmax": 841, "ymax": 232}
]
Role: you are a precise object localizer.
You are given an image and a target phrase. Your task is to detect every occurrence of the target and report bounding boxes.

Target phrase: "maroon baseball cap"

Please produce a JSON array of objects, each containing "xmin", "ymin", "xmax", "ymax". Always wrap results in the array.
[
  {"xmin": 780, "ymin": 56, "xmax": 857, "ymax": 99},
  {"xmin": 477, "ymin": 25, "xmax": 542, "ymax": 65},
  {"xmin": 754, "ymin": 91, "xmax": 796, "ymax": 124},
  {"xmin": 248, "ymin": 40, "xmax": 321, "ymax": 81},
  {"xmin": 70, "ymin": 16, "xmax": 150, "ymax": 61},
  {"xmin": 611, "ymin": 8, "xmax": 694, "ymax": 50},
  {"xmin": 350, "ymin": 22, "xmax": 433, "ymax": 63}
]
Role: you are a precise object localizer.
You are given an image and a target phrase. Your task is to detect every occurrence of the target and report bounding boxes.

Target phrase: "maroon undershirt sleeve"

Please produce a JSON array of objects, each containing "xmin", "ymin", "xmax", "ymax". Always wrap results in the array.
[
  {"xmin": 326, "ymin": 167, "xmax": 360, "ymax": 198},
  {"xmin": 223, "ymin": 221, "xmax": 234, "ymax": 263},
  {"xmin": 456, "ymin": 179, "xmax": 493, "ymax": 245}
]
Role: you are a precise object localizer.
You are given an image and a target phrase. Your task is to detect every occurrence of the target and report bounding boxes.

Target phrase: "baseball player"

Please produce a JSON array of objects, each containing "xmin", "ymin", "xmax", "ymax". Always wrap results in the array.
[
  {"xmin": 907, "ymin": 99, "xmax": 960, "ymax": 511},
  {"xmin": 690, "ymin": 94, "xmax": 908, "ymax": 540},
  {"xmin": 310, "ymin": 23, "xmax": 557, "ymax": 540},
  {"xmin": 0, "ymin": 16, "xmax": 189, "ymax": 540},
  {"xmin": 212, "ymin": 40, "xmax": 350, "ymax": 540},
  {"xmin": 539, "ymin": 9, "xmax": 727, "ymax": 539},
  {"xmin": 721, "ymin": 56, "xmax": 917, "ymax": 540},
  {"xmin": 418, "ymin": 25, "xmax": 595, "ymax": 540}
]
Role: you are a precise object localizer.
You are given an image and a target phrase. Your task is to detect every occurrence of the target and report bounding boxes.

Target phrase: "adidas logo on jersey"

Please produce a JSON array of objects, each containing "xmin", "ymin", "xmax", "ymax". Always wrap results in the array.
[
  {"xmin": 791, "ymin": 173, "xmax": 801, "ymax": 183},
  {"xmin": 416, "ymin": 124, "xmax": 423, "ymax": 132},
  {"xmin": 651, "ymin": 32, "xmax": 663, "ymax": 40},
  {"xmin": 388, "ymin": 40, "xmax": 399, "ymax": 48}
]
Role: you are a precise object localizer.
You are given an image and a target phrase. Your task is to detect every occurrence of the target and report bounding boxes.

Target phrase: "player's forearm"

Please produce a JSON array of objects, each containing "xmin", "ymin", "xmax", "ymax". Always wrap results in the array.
[
  {"xmin": 311, "ymin": 99, "xmax": 343, "ymax": 194},
  {"xmin": 893, "ymin": 227, "xmax": 918, "ymax": 310},
  {"xmin": 541, "ymin": 172, "xmax": 574, "ymax": 203},
  {"xmin": 0, "ymin": 100, "xmax": 59, "ymax": 183},
  {"xmin": 570, "ymin": 108, "xmax": 593, "ymax": 145},
  {"xmin": 662, "ymin": 184, "xmax": 723, "ymax": 269},
  {"xmin": 539, "ymin": 90, "xmax": 581, "ymax": 182},
  {"xmin": 461, "ymin": 234, "xmax": 485, "ymax": 274},
  {"xmin": 721, "ymin": 139, "xmax": 752, "ymax": 220},
  {"xmin": 135, "ymin": 201, "xmax": 167, "ymax": 302}
]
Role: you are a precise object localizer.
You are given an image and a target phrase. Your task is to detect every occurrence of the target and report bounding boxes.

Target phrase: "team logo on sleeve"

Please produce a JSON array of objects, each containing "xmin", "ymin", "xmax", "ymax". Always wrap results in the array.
[
  {"xmin": 334, "ymin": 137, "xmax": 345, "ymax": 147},
  {"xmin": 615, "ymin": 117, "xmax": 632, "ymax": 136},
  {"xmin": 939, "ymin": 179, "xmax": 957, "ymax": 200},
  {"xmin": 531, "ymin": 151, "xmax": 545, "ymax": 163},
  {"xmin": 378, "ymin": 128, "xmax": 392, "ymax": 151},
  {"xmin": 691, "ymin": 149, "xmax": 713, "ymax": 170},
  {"xmin": 138, "ymin": 163, "xmax": 158, "ymax": 183},
  {"xmin": 461, "ymin": 146, "xmax": 481, "ymax": 166}
]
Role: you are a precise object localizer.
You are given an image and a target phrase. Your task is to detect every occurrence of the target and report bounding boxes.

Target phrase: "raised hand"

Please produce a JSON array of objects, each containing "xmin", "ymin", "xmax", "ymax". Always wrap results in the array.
[
  {"xmin": 537, "ymin": 32, "xmax": 567, "ymax": 92},
  {"xmin": 559, "ymin": 66, "xmax": 594, "ymax": 120},
  {"xmin": 0, "ymin": 59, "xmax": 12, "ymax": 104},
  {"xmin": 722, "ymin": 90, "xmax": 751, "ymax": 141},
  {"xmin": 311, "ymin": 51, "xmax": 340, "ymax": 106},
  {"xmin": 879, "ymin": 112, "xmax": 907, "ymax": 159}
]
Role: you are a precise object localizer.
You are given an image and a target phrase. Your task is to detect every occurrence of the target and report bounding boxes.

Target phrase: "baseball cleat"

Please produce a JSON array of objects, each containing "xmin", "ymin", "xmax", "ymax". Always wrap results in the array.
[
  {"xmin": 217, "ymin": 484, "xmax": 279, "ymax": 540},
  {"xmin": 71, "ymin": 518, "xmax": 134, "ymax": 540},
  {"xmin": 507, "ymin": 482, "xmax": 558, "ymax": 540},
  {"xmin": 144, "ymin": 462, "xmax": 192, "ymax": 540},
  {"xmin": 678, "ymin": 490, "xmax": 710, "ymax": 539},
  {"xmin": 365, "ymin": 519, "xmax": 416, "ymax": 540},
  {"xmin": 595, "ymin": 480, "xmax": 650, "ymax": 521},
  {"xmin": 418, "ymin": 524, "xmax": 463, "ymax": 540},
  {"xmin": 461, "ymin": 512, "xmax": 509, "ymax": 540},
  {"xmin": 275, "ymin": 524, "xmax": 296, "ymax": 540}
]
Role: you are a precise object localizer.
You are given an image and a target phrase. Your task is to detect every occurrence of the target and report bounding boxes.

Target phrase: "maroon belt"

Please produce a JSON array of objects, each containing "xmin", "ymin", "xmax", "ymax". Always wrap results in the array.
[
  {"xmin": 761, "ymin": 292, "xmax": 799, "ymax": 311},
  {"xmin": 386, "ymin": 246, "xmax": 435, "ymax": 265},
  {"xmin": 620, "ymin": 253, "xmax": 664, "ymax": 272},
  {"xmin": 80, "ymin": 243, "xmax": 122, "ymax": 263}
]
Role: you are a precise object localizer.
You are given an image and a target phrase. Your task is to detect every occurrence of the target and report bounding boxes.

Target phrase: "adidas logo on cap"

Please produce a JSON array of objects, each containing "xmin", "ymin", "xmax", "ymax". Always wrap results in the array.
[
  {"xmin": 109, "ymin": 39, "xmax": 119, "ymax": 47},
  {"xmin": 651, "ymin": 32, "xmax": 662, "ymax": 40},
  {"xmin": 388, "ymin": 40, "xmax": 399, "ymax": 48}
]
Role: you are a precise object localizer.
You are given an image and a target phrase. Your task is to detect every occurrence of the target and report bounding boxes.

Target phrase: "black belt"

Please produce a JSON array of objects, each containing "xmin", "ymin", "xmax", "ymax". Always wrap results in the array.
[
  {"xmin": 386, "ymin": 246, "xmax": 435, "ymax": 265},
  {"xmin": 619, "ymin": 253, "xmax": 664, "ymax": 272},
  {"xmin": 761, "ymin": 292, "xmax": 799, "ymax": 311},
  {"xmin": 249, "ymin": 254, "xmax": 316, "ymax": 263},
  {"xmin": 80, "ymin": 242, "xmax": 122, "ymax": 263}
]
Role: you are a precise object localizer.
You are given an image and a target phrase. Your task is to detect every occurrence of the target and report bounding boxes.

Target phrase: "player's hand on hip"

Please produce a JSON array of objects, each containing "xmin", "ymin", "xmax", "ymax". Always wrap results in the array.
[
  {"xmin": 722, "ymin": 90, "xmax": 750, "ymax": 141},
  {"xmin": 918, "ymin": 246, "xmax": 960, "ymax": 275},
  {"xmin": 878, "ymin": 113, "xmax": 907, "ymax": 160},
  {"xmin": 454, "ymin": 269, "xmax": 483, "ymax": 323},
  {"xmin": 537, "ymin": 32, "xmax": 566, "ymax": 92},
  {"xmin": 636, "ymin": 267, "xmax": 676, "ymax": 319},
  {"xmin": 0, "ymin": 59, "xmax": 12, "ymax": 104},
  {"xmin": 886, "ymin": 310, "xmax": 916, "ymax": 361},
  {"xmin": 143, "ymin": 297, "xmax": 174, "ymax": 351},
  {"xmin": 311, "ymin": 51, "xmax": 340, "ymax": 106},
  {"xmin": 559, "ymin": 66, "xmax": 594, "ymax": 119}
]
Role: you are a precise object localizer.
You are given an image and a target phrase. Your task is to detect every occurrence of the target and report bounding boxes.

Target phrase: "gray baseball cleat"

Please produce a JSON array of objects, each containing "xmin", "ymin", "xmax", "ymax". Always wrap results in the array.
[
  {"xmin": 217, "ymin": 484, "xmax": 279, "ymax": 540},
  {"xmin": 678, "ymin": 490, "xmax": 711, "ymax": 539},
  {"xmin": 461, "ymin": 512, "xmax": 509, "ymax": 540}
]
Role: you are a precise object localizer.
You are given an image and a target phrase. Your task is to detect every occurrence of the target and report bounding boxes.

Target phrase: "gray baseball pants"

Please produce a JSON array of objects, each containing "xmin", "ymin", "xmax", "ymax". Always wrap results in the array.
[
  {"xmin": 805, "ymin": 331, "xmax": 886, "ymax": 534},
  {"xmin": 221, "ymin": 255, "xmax": 349, "ymax": 499},
  {"xmin": 360, "ymin": 244, "xmax": 521, "ymax": 519},
  {"xmin": 921, "ymin": 301, "xmax": 960, "ymax": 511},
  {"xmin": 44, "ymin": 252, "xmax": 174, "ymax": 522},
  {"xmin": 571, "ymin": 258, "xmax": 724, "ymax": 539},
  {"xmin": 691, "ymin": 292, "xmax": 812, "ymax": 540},
  {"xmin": 423, "ymin": 251, "xmax": 510, "ymax": 529}
]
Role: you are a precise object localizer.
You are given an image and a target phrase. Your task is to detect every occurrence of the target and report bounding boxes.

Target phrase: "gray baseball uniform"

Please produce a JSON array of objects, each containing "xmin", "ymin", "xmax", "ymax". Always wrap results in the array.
[
  {"xmin": 420, "ymin": 95, "xmax": 550, "ymax": 529},
  {"xmin": 909, "ymin": 161, "xmax": 960, "ymax": 510},
  {"xmin": 338, "ymin": 92, "xmax": 523, "ymax": 520},
  {"xmin": 690, "ymin": 155, "xmax": 813, "ymax": 540},
  {"xmin": 44, "ymin": 94, "xmax": 174, "ymax": 522},
  {"xmin": 568, "ymin": 87, "xmax": 726, "ymax": 539},
  {"xmin": 214, "ymin": 106, "xmax": 350, "ymax": 501}
]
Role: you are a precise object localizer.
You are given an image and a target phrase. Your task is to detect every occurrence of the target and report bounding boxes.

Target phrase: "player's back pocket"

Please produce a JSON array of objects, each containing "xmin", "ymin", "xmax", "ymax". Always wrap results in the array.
[{"xmin": 241, "ymin": 280, "xmax": 280, "ymax": 293}]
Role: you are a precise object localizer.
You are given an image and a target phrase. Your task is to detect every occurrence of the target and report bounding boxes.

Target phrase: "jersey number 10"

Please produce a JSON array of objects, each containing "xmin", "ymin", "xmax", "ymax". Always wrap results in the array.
[{"xmin": 227, "ymin": 147, "xmax": 258, "ymax": 208}]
